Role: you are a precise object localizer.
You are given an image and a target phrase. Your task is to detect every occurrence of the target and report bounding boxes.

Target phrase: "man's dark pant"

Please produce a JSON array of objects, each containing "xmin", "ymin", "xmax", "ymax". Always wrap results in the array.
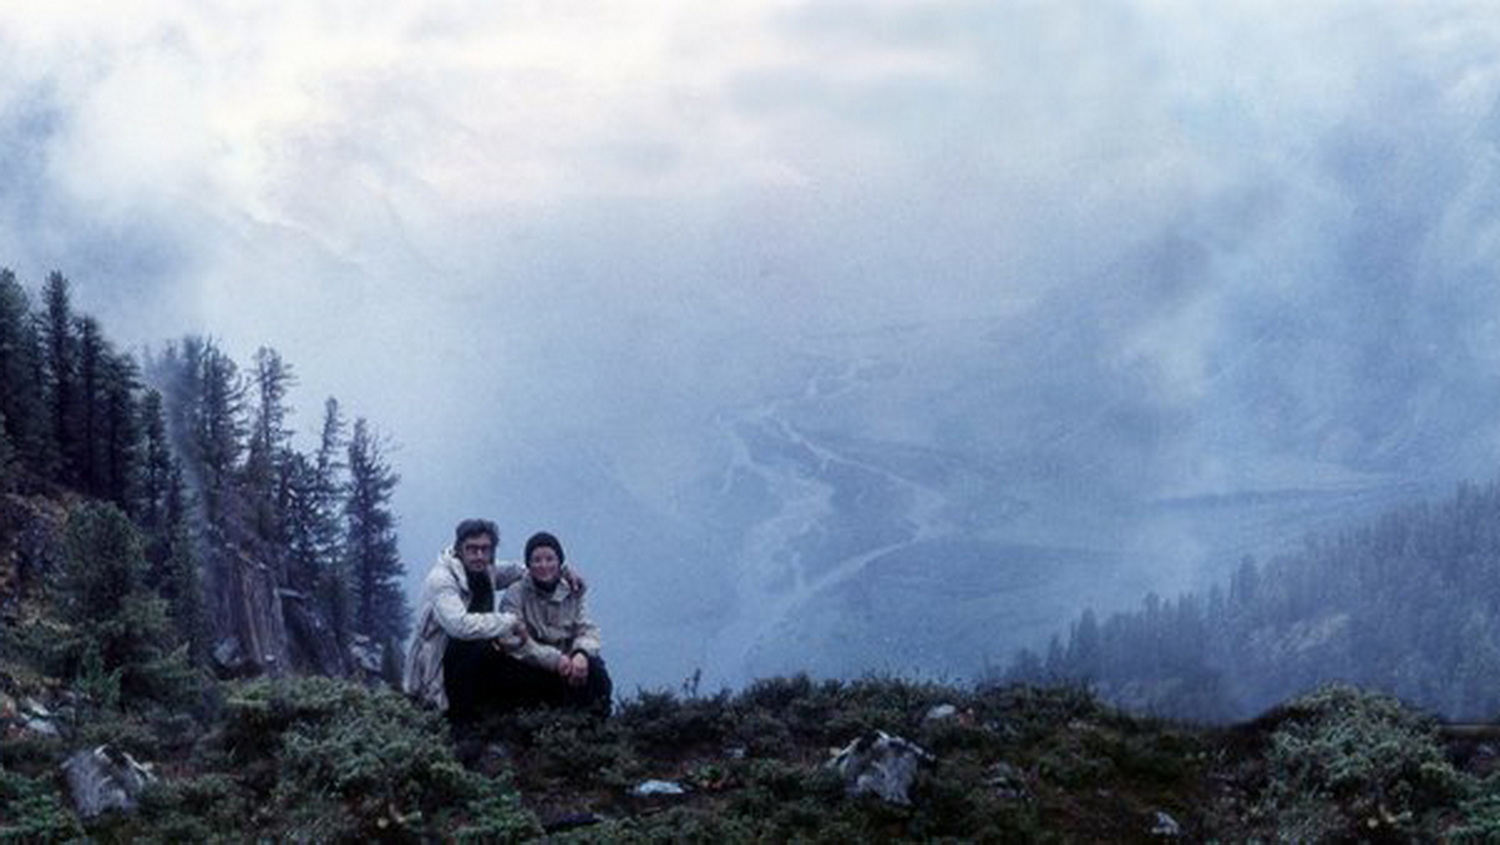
[
  {"xmin": 492, "ymin": 652, "xmax": 613, "ymax": 717},
  {"xmin": 445, "ymin": 640, "xmax": 612, "ymax": 722}
]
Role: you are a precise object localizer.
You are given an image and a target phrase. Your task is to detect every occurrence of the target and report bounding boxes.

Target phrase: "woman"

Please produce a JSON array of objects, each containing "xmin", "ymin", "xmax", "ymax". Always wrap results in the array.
[{"xmin": 497, "ymin": 531, "xmax": 613, "ymax": 716}]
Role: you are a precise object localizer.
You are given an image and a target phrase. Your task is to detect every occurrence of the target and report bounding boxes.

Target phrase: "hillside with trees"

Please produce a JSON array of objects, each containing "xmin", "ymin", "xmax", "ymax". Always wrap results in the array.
[
  {"xmin": 1009, "ymin": 480, "xmax": 1500, "ymax": 722},
  {"xmin": 0, "ymin": 268, "xmax": 409, "ymax": 685}
]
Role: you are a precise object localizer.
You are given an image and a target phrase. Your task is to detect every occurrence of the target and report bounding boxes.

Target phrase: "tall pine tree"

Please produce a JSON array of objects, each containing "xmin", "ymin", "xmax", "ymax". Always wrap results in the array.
[
  {"xmin": 0, "ymin": 269, "xmax": 52, "ymax": 483},
  {"xmin": 0, "ymin": 409, "xmax": 14, "ymax": 494},
  {"xmin": 246, "ymin": 346, "xmax": 295, "ymax": 548},
  {"xmin": 100, "ymin": 349, "xmax": 142, "ymax": 512},
  {"xmin": 39, "ymin": 271, "xmax": 79, "ymax": 486},
  {"xmin": 286, "ymin": 397, "xmax": 349, "ymax": 642},
  {"xmin": 344, "ymin": 417, "xmax": 409, "ymax": 678}
]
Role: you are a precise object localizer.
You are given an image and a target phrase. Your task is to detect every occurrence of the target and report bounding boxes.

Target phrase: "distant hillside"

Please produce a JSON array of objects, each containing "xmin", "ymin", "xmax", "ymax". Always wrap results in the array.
[{"xmin": 1011, "ymin": 479, "xmax": 1500, "ymax": 721}]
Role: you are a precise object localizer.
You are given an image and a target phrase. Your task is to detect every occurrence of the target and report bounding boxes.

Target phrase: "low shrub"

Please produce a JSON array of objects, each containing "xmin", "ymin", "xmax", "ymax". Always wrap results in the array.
[
  {"xmin": 210, "ymin": 677, "xmax": 541, "ymax": 842},
  {"xmin": 1252, "ymin": 684, "xmax": 1467, "ymax": 840},
  {"xmin": 0, "ymin": 763, "xmax": 82, "ymax": 841}
]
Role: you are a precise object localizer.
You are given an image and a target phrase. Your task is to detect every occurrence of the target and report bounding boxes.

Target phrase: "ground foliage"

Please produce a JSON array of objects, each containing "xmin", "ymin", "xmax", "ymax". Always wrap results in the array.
[{"xmin": 10, "ymin": 659, "xmax": 1500, "ymax": 840}]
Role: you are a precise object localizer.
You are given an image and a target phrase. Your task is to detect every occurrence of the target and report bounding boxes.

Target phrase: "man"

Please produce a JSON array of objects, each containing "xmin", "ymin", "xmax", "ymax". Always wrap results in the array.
[
  {"xmin": 496, "ymin": 531, "xmax": 613, "ymax": 716},
  {"xmin": 402, "ymin": 519, "xmax": 584, "ymax": 721}
]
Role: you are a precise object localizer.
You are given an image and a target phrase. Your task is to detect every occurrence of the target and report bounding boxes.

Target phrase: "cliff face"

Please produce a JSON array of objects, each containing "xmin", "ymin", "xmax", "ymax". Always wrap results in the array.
[{"xmin": 204, "ymin": 541, "xmax": 292, "ymax": 678}]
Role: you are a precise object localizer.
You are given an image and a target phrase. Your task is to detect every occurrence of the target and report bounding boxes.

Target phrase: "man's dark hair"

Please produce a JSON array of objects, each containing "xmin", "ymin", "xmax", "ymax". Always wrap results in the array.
[
  {"xmin": 524, "ymin": 531, "xmax": 565, "ymax": 565},
  {"xmin": 454, "ymin": 518, "xmax": 499, "ymax": 551}
]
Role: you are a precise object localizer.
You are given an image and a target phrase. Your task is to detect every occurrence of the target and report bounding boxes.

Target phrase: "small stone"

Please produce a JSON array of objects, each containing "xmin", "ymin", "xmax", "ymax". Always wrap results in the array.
[
  {"xmin": 986, "ymin": 761, "xmax": 1031, "ymax": 801},
  {"xmin": 24, "ymin": 716, "xmax": 59, "ymax": 737},
  {"xmin": 632, "ymin": 779, "xmax": 687, "ymax": 796},
  {"xmin": 1151, "ymin": 810, "xmax": 1181, "ymax": 837},
  {"xmin": 924, "ymin": 703, "xmax": 958, "ymax": 722}
]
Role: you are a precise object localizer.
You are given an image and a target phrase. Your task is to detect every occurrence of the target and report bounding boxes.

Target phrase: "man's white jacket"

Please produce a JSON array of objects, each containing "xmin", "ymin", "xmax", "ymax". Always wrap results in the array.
[{"xmin": 402, "ymin": 549, "xmax": 525, "ymax": 711}]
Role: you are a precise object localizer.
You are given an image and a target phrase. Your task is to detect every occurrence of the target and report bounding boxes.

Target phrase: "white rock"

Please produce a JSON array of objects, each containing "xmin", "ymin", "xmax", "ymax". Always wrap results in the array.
[
  {"xmin": 826, "ymin": 730, "xmax": 934, "ymax": 806},
  {"xmin": 924, "ymin": 704, "xmax": 958, "ymax": 722},
  {"xmin": 632, "ymin": 779, "xmax": 688, "ymax": 796},
  {"xmin": 1152, "ymin": 810, "xmax": 1182, "ymax": 837},
  {"xmin": 62, "ymin": 745, "xmax": 156, "ymax": 818},
  {"xmin": 24, "ymin": 716, "xmax": 59, "ymax": 737}
]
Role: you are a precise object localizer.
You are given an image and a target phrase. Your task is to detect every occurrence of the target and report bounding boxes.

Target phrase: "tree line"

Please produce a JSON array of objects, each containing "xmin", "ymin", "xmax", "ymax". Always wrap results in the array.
[
  {"xmin": 1006, "ymin": 480, "xmax": 1500, "ymax": 722},
  {"xmin": 0, "ymin": 268, "xmax": 410, "ymax": 686}
]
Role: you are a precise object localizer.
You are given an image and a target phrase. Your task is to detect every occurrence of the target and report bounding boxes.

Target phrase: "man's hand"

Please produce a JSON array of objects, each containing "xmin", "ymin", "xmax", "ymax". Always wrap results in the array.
[
  {"xmin": 492, "ymin": 618, "xmax": 529, "ymax": 651},
  {"xmin": 562, "ymin": 566, "xmax": 586, "ymax": 595}
]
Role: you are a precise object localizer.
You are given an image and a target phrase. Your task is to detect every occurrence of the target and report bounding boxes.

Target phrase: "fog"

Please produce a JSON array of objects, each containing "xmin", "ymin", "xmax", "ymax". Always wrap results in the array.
[{"xmin": 4, "ymin": 2, "xmax": 1500, "ymax": 691}]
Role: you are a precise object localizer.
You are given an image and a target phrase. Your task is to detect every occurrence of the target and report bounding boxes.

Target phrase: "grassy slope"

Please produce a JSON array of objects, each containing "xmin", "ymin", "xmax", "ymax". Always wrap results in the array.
[{"xmin": 7, "ymin": 656, "xmax": 1500, "ymax": 842}]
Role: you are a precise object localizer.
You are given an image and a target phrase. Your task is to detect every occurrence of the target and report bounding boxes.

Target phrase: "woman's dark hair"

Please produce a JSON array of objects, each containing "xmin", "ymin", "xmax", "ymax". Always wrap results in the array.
[
  {"xmin": 454, "ymin": 518, "xmax": 499, "ymax": 550},
  {"xmin": 524, "ymin": 531, "xmax": 565, "ymax": 565}
]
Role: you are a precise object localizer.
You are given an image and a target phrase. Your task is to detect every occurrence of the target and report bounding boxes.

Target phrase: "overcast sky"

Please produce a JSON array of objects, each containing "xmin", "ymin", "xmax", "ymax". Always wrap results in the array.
[{"xmin": 4, "ymin": 3, "xmax": 1500, "ymax": 657}]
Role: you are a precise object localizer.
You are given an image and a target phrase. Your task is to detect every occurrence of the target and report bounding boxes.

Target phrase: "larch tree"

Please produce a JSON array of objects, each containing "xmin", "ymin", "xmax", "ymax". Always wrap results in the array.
[
  {"xmin": 0, "ymin": 269, "xmax": 51, "ymax": 481},
  {"xmin": 343, "ymin": 416, "xmax": 409, "ymax": 677},
  {"xmin": 286, "ymin": 397, "xmax": 349, "ymax": 642},
  {"xmin": 40, "ymin": 271, "xmax": 79, "ymax": 486},
  {"xmin": 100, "ymin": 349, "xmax": 142, "ymax": 512},
  {"xmin": 246, "ymin": 346, "xmax": 296, "ymax": 549}
]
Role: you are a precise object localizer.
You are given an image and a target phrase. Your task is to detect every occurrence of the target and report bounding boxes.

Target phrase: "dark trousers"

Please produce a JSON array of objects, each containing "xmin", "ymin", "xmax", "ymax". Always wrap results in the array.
[
  {"xmin": 445, "ymin": 641, "xmax": 613, "ymax": 722},
  {"xmin": 492, "ymin": 652, "xmax": 613, "ymax": 717}
]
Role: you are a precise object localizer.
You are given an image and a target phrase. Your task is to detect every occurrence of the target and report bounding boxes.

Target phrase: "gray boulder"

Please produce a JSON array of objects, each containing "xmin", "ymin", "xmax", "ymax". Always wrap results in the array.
[
  {"xmin": 826, "ymin": 730, "xmax": 934, "ymax": 805},
  {"xmin": 61, "ymin": 745, "xmax": 156, "ymax": 818}
]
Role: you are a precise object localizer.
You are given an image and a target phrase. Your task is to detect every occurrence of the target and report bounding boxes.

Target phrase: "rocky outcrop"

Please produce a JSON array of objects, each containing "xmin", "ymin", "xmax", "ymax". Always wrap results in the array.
[
  {"xmin": 282, "ymin": 589, "xmax": 349, "ymax": 677},
  {"xmin": 212, "ymin": 541, "xmax": 291, "ymax": 678},
  {"xmin": 61, "ymin": 745, "xmax": 156, "ymax": 818},
  {"xmin": 826, "ymin": 731, "xmax": 934, "ymax": 805}
]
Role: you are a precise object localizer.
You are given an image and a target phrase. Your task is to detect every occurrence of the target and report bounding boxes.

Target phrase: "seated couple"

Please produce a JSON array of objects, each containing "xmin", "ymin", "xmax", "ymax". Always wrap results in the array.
[{"xmin": 403, "ymin": 519, "xmax": 613, "ymax": 722}]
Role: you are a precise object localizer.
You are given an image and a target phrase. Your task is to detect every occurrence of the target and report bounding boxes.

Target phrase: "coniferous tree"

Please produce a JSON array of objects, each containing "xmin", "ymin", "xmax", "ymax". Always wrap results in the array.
[
  {"xmin": 56, "ymin": 501, "xmax": 200, "ymax": 709},
  {"xmin": 136, "ymin": 388, "xmax": 208, "ymax": 662},
  {"xmin": 285, "ymin": 397, "xmax": 350, "ymax": 643},
  {"xmin": 145, "ymin": 336, "xmax": 256, "ymax": 663},
  {"xmin": 195, "ymin": 341, "xmax": 247, "ymax": 527},
  {"xmin": 344, "ymin": 417, "xmax": 409, "ymax": 676},
  {"xmin": 246, "ymin": 346, "xmax": 295, "ymax": 546},
  {"xmin": 0, "ymin": 269, "xmax": 52, "ymax": 482},
  {"xmin": 0, "ymin": 409, "xmax": 14, "ymax": 494},
  {"xmin": 313, "ymin": 397, "xmax": 349, "ymax": 640},
  {"xmin": 39, "ymin": 271, "xmax": 79, "ymax": 486},
  {"xmin": 100, "ymin": 349, "xmax": 142, "ymax": 511},
  {"xmin": 138, "ymin": 390, "xmax": 175, "ymax": 549},
  {"xmin": 76, "ymin": 315, "xmax": 104, "ymax": 496}
]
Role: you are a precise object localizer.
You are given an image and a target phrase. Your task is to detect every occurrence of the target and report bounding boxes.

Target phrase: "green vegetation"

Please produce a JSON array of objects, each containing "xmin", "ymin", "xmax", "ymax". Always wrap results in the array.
[
  {"xmin": 1249, "ymin": 685, "xmax": 1466, "ymax": 840},
  {"xmin": 9, "ymin": 617, "xmax": 1500, "ymax": 840}
]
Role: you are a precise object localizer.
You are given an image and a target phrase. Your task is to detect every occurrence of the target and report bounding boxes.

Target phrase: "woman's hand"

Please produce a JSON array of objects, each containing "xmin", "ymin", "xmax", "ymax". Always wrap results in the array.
[{"xmin": 568, "ymin": 653, "xmax": 589, "ymax": 687}]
